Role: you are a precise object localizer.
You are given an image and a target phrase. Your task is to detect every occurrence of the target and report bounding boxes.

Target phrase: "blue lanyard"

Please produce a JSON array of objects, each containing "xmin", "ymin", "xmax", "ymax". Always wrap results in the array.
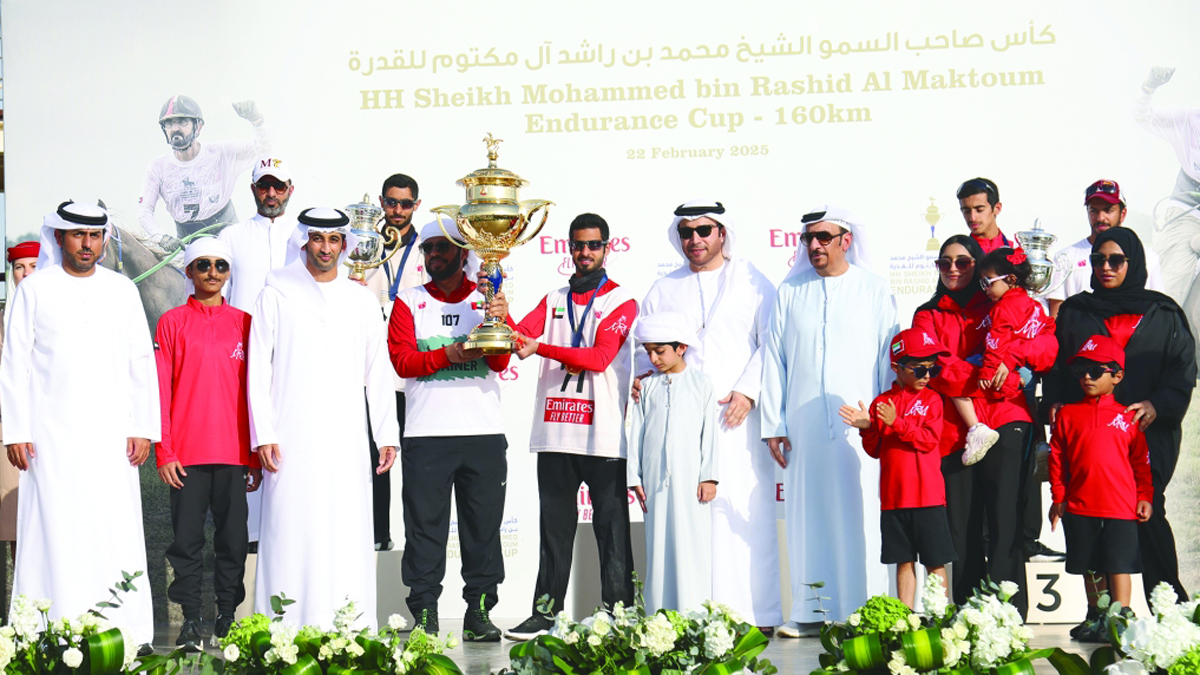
[
  {"xmin": 566, "ymin": 275, "xmax": 607, "ymax": 348},
  {"xmin": 385, "ymin": 235, "xmax": 418, "ymax": 301}
]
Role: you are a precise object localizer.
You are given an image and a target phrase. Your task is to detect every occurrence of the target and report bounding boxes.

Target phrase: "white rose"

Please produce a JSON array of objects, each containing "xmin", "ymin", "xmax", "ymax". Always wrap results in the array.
[
  {"xmin": 1105, "ymin": 660, "xmax": 1150, "ymax": 675},
  {"xmin": 224, "ymin": 644, "xmax": 240, "ymax": 662},
  {"xmin": 907, "ymin": 614, "xmax": 921, "ymax": 630},
  {"xmin": 848, "ymin": 613, "xmax": 861, "ymax": 627},
  {"xmin": 998, "ymin": 581, "xmax": 1019, "ymax": 601},
  {"xmin": 34, "ymin": 599, "xmax": 52, "ymax": 613},
  {"xmin": 388, "ymin": 614, "xmax": 408, "ymax": 631},
  {"xmin": 587, "ymin": 634, "xmax": 601, "ymax": 647},
  {"xmin": 446, "ymin": 634, "xmax": 460, "ymax": 649},
  {"xmin": 565, "ymin": 631, "xmax": 579, "ymax": 645},
  {"xmin": 62, "ymin": 648, "xmax": 83, "ymax": 668}
]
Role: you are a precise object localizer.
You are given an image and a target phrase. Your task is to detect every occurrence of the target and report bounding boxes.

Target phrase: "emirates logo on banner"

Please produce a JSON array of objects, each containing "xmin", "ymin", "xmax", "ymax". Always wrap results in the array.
[{"xmin": 544, "ymin": 397, "xmax": 595, "ymax": 425}]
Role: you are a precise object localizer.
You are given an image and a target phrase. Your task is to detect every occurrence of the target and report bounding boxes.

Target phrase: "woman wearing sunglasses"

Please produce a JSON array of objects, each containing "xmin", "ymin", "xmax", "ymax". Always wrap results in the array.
[
  {"xmin": 1046, "ymin": 227, "xmax": 1196, "ymax": 620},
  {"xmin": 911, "ymin": 235, "xmax": 1058, "ymax": 618}
]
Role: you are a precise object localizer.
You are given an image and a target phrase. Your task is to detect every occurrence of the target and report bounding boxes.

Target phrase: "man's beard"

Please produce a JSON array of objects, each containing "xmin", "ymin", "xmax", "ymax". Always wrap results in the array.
[
  {"xmin": 307, "ymin": 249, "xmax": 339, "ymax": 272},
  {"xmin": 428, "ymin": 252, "xmax": 464, "ymax": 281},
  {"xmin": 256, "ymin": 195, "xmax": 290, "ymax": 218},
  {"xmin": 65, "ymin": 250, "xmax": 97, "ymax": 274}
]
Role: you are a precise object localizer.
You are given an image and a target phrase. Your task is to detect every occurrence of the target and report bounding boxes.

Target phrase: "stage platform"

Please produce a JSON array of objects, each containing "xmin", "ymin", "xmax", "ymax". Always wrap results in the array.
[{"xmin": 152, "ymin": 621, "xmax": 1102, "ymax": 674}]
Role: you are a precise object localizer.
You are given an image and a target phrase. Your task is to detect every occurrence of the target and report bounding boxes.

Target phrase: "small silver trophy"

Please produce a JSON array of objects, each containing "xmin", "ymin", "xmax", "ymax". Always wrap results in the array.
[{"xmin": 1016, "ymin": 219, "xmax": 1070, "ymax": 296}]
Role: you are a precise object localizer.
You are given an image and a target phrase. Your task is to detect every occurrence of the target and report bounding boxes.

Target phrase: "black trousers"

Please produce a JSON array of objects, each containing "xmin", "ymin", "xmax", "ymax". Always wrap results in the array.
[
  {"xmin": 166, "ymin": 464, "xmax": 249, "ymax": 617},
  {"xmin": 531, "ymin": 452, "xmax": 634, "ymax": 616},
  {"xmin": 368, "ymin": 392, "xmax": 405, "ymax": 546},
  {"xmin": 401, "ymin": 434, "xmax": 507, "ymax": 613},
  {"xmin": 1140, "ymin": 472, "xmax": 1187, "ymax": 604},
  {"xmin": 943, "ymin": 422, "xmax": 1031, "ymax": 618}
]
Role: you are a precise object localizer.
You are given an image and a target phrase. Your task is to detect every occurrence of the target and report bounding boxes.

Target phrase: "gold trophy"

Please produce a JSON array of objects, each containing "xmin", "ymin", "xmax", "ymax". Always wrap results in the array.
[
  {"xmin": 432, "ymin": 134, "xmax": 552, "ymax": 353},
  {"xmin": 343, "ymin": 194, "xmax": 403, "ymax": 282}
]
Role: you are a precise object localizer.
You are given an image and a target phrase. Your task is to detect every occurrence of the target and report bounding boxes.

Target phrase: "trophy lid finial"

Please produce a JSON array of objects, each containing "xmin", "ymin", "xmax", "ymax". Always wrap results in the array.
[{"xmin": 483, "ymin": 133, "xmax": 503, "ymax": 167}]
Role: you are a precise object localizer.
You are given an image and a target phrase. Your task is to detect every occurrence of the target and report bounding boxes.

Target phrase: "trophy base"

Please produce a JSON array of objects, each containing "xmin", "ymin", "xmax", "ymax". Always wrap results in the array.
[{"xmin": 463, "ymin": 320, "xmax": 516, "ymax": 355}]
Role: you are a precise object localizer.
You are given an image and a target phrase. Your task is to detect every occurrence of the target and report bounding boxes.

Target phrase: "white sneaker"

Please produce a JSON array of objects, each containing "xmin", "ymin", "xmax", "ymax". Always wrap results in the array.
[
  {"xmin": 776, "ymin": 621, "xmax": 822, "ymax": 638},
  {"xmin": 776, "ymin": 621, "xmax": 801, "ymax": 638},
  {"xmin": 962, "ymin": 424, "xmax": 1000, "ymax": 466}
]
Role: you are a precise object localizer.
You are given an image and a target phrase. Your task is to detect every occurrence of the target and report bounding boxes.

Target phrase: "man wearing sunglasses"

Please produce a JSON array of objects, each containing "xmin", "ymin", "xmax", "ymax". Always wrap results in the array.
[
  {"xmin": 504, "ymin": 213, "xmax": 639, "ymax": 641},
  {"xmin": 249, "ymin": 208, "xmax": 400, "ymax": 630},
  {"xmin": 956, "ymin": 178, "xmax": 1015, "ymax": 254},
  {"xmin": 761, "ymin": 205, "xmax": 899, "ymax": 635},
  {"xmin": 1046, "ymin": 180, "xmax": 1165, "ymax": 318},
  {"xmin": 219, "ymin": 157, "xmax": 297, "ymax": 551},
  {"xmin": 154, "ymin": 237, "xmax": 257, "ymax": 648},
  {"xmin": 138, "ymin": 96, "xmax": 273, "ymax": 254},
  {"xmin": 364, "ymin": 174, "xmax": 431, "ymax": 552},
  {"xmin": 389, "ymin": 220, "xmax": 511, "ymax": 640},
  {"xmin": 639, "ymin": 200, "xmax": 783, "ymax": 633}
]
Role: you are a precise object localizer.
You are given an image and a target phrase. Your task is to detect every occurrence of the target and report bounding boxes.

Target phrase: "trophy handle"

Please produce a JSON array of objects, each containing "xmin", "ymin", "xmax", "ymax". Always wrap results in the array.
[
  {"xmin": 1037, "ymin": 251, "xmax": 1074, "ymax": 297},
  {"xmin": 514, "ymin": 199, "xmax": 554, "ymax": 246},
  {"xmin": 431, "ymin": 206, "xmax": 478, "ymax": 250}
]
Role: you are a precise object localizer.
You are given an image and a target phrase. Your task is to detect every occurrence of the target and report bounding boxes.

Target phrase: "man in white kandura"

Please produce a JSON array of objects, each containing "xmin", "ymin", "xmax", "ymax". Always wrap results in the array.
[
  {"xmin": 639, "ymin": 200, "xmax": 782, "ymax": 632},
  {"xmin": 248, "ymin": 208, "xmax": 399, "ymax": 629},
  {"xmin": 1, "ymin": 202, "xmax": 158, "ymax": 652},
  {"xmin": 761, "ymin": 205, "xmax": 898, "ymax": 635}
]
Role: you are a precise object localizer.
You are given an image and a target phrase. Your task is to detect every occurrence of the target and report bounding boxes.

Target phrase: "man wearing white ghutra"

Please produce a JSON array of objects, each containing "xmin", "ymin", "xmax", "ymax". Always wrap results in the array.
[{"xmin": 637, "ymin": 200, "xmax": 782, "ymax": 632}]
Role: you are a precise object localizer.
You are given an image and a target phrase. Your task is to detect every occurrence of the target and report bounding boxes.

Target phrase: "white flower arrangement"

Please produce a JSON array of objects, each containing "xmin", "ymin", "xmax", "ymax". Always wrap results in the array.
[{"xmin": 1103, "ymin": 582, "xmax": 1200, "ymax": 673}]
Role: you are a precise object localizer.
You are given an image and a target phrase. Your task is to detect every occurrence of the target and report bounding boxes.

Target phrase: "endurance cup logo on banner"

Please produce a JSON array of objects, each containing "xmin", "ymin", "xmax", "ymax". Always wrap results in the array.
[{"xmin": 888, "ymin": 198, "xmax": 945, "ymax": 301}]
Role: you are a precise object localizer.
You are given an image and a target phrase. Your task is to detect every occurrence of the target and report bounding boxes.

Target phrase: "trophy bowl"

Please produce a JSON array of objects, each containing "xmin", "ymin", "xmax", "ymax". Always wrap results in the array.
[
  {"xmin": 343, "ymin": 194, "xmax": 400, "ymax": 281},
  {"xmin": 432, "ymin": 134, "xmax": 553, "ymax": 354},
  {"xmin": 1016, "ymin": 218, "xmax": 1068, "ymax": 296}
]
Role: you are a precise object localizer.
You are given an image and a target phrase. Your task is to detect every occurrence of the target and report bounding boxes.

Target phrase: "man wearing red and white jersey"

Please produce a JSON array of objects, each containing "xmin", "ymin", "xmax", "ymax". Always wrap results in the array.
[
  {"xmin": 155, "ymin": 237, "xmax": 258, "ymax": 649},
  {"xmin": 503, "ymin": 213, "xmax": 638, "ymax": 641},
  {"xmin": 388, "ymin": 220, "xmax": 511, "ymax": 642}
]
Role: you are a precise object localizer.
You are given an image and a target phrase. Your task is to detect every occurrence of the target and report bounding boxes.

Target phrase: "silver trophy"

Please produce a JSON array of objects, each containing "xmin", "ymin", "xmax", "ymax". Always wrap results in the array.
[
  {"xmin": 1016, "ymin": 219, "xmax": 1070, "ymax": 296},
  {"xmin": 343, "ymin": 194, "xmax": 399, "ymax": 282}
]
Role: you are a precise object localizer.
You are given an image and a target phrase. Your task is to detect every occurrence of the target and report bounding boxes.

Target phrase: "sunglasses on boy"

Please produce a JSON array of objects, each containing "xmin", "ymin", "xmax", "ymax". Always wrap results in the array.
[
  {"xmin": 902, "ymin": 364, "xmax": 942, "ymax": 379},
  {"xmin": 677, "ymin": 224, "xmax": 720, "ymax": 240},
  {"xmin": 420, "ymin": 241, "xmax": 456, "ymax": 255},
  {"xmin": 382, "ymin": 197, "xmax": 418, "ymax": 209},
  {"xmin": 569, "ymin": 240, "xmax": 608, "ymax": 252},
  {"xmin": 192, "ymin": 259, "xmax": 229, "ymax": 273},
  {"xmin": 1089, "ymin": 253, "xmax": 1128, "ymax": 269},
  {"xmin": 1070, "ymin": 363, "xmax": 1118, "ymax": 380},
  {"xmin": 934, "ymin": 257, "xmax": 974, "ymax": 272}
]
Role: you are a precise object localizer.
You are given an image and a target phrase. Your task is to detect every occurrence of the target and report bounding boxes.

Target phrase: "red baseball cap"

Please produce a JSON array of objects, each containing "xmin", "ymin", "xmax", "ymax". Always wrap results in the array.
[
  {"xmin": 1084, "ymin": 179, "xmax": 1124, "ymax": 206},
  {"xmin": 890, "ymin": 328, "xmax": 950, "ymax": 362},
  {"xmin": 1069, "ymin": 335, "xmax": 1125, "ymax": 369}
]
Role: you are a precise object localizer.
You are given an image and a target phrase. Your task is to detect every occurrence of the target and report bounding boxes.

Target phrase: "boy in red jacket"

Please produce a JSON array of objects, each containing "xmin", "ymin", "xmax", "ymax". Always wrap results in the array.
[
  {"xmin": 840, "ymin": 328, "xmax": 956, "ymax": 608},
  {"xmin": 156, "ymin": 238, "xmax": 259, "ymax": 650},
  {"xmin": 1049, "ymin": 335, "xmax": 1153, "ymax": 616}
]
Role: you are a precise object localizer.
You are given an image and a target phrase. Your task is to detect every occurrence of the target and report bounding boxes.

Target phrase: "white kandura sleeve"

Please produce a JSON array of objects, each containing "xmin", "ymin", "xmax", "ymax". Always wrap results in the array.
[
  {"xmin": 0, "ymin": 283, "xmax": 36, "ymax": 444},
  {"xmin": 758, "ymin": 286, "xmax": 790, "ymax": 440},
  {"xmin": 247, "ymin": 288, "xmax": 281, "ymax": 448},
  {"xmin": 124, "ymin": 283, "xmax": 161, "ymax": 442}
]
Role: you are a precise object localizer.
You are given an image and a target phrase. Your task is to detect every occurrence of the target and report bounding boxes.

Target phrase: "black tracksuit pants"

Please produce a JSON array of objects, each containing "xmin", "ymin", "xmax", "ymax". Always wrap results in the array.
[
  {"xmin": 166, "ymin": 464, "xmax": 249, "ymax": 618},
  {"xmin": 401, "ymin": 434, "xmax": 507, "ymax": 613}
]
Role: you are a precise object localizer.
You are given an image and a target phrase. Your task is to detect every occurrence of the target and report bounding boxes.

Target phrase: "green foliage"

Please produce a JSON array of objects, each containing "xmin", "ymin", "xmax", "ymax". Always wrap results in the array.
[
  {"xmin": 1169, "ymin": 645, "xmax": 1200, "ymax": 675},
  {"xmin": 856, "ymin": 595, "xmax": 912, "ymax": 635}
]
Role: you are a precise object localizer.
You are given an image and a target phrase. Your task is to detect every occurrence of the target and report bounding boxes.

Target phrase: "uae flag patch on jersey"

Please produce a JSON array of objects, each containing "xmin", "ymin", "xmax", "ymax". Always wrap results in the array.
[
  {"xmin": 471, "ymin": 301, "xmax": 486, "ymax": 311},
  {"xmin": 553, "ymin": 307, "xmax": 566, "ymax": 319}
]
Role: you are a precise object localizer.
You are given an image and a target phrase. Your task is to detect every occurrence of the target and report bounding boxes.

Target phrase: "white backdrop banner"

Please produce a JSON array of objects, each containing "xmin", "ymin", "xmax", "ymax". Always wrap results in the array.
[{"xmin": 5, "ymin": 0, "xmax": 1200, "ymax": 623}]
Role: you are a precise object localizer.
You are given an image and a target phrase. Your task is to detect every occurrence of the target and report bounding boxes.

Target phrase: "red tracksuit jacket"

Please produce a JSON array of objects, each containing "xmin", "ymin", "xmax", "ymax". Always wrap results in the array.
[
  {"xmin": 1049, "ymin": 393, "xmax": 1153, "ymax": 519},
  {"xmin": 860, "ymin": 382, "xmax": 945, "ymax": 510}
]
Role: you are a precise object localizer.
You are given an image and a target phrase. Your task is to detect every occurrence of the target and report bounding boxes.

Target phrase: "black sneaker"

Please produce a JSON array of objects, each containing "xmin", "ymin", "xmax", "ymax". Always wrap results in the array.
[
  {"xmin": 1070, "ymin": 607, "xmax": 1102, "ymax": 639},
  {"xmin": 413, "ymin": 608, "xmax": 439, "ymax": 634},
  {"xmin": 176, "ymin": 618, "xmax": 202, "ymax": 652},
  {"xmin": 1024, "ymin": 540, "xmax": 1067, "ymax": 562},
  {"xmin": 503, "ymin": 614, "xmax": 553, "ymax": 642},
  {"xmin": 1075, "ymin": 618, "xmax": 1106, "ymax": 643},
  {"xmin": 214, "ymin": 614, "xmax": 234, "ymax": 640},
  {"xmin": 463, "ymin": 595, "xmax": 502, "ymax": 642},
  {"xmin": 136, "ymin": 643, "xmax": 154, "ymax": 658}
]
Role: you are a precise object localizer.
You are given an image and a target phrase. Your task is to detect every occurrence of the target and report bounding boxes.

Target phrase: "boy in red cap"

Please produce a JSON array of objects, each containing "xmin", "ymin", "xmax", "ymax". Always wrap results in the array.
[
  {"xmin": 1049, "ymin": 335, "xmax": 1152, "ymax": 619},
  {"xmin": 840, "ymin": 328, "xmax": 955, "ymax": 608}
]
